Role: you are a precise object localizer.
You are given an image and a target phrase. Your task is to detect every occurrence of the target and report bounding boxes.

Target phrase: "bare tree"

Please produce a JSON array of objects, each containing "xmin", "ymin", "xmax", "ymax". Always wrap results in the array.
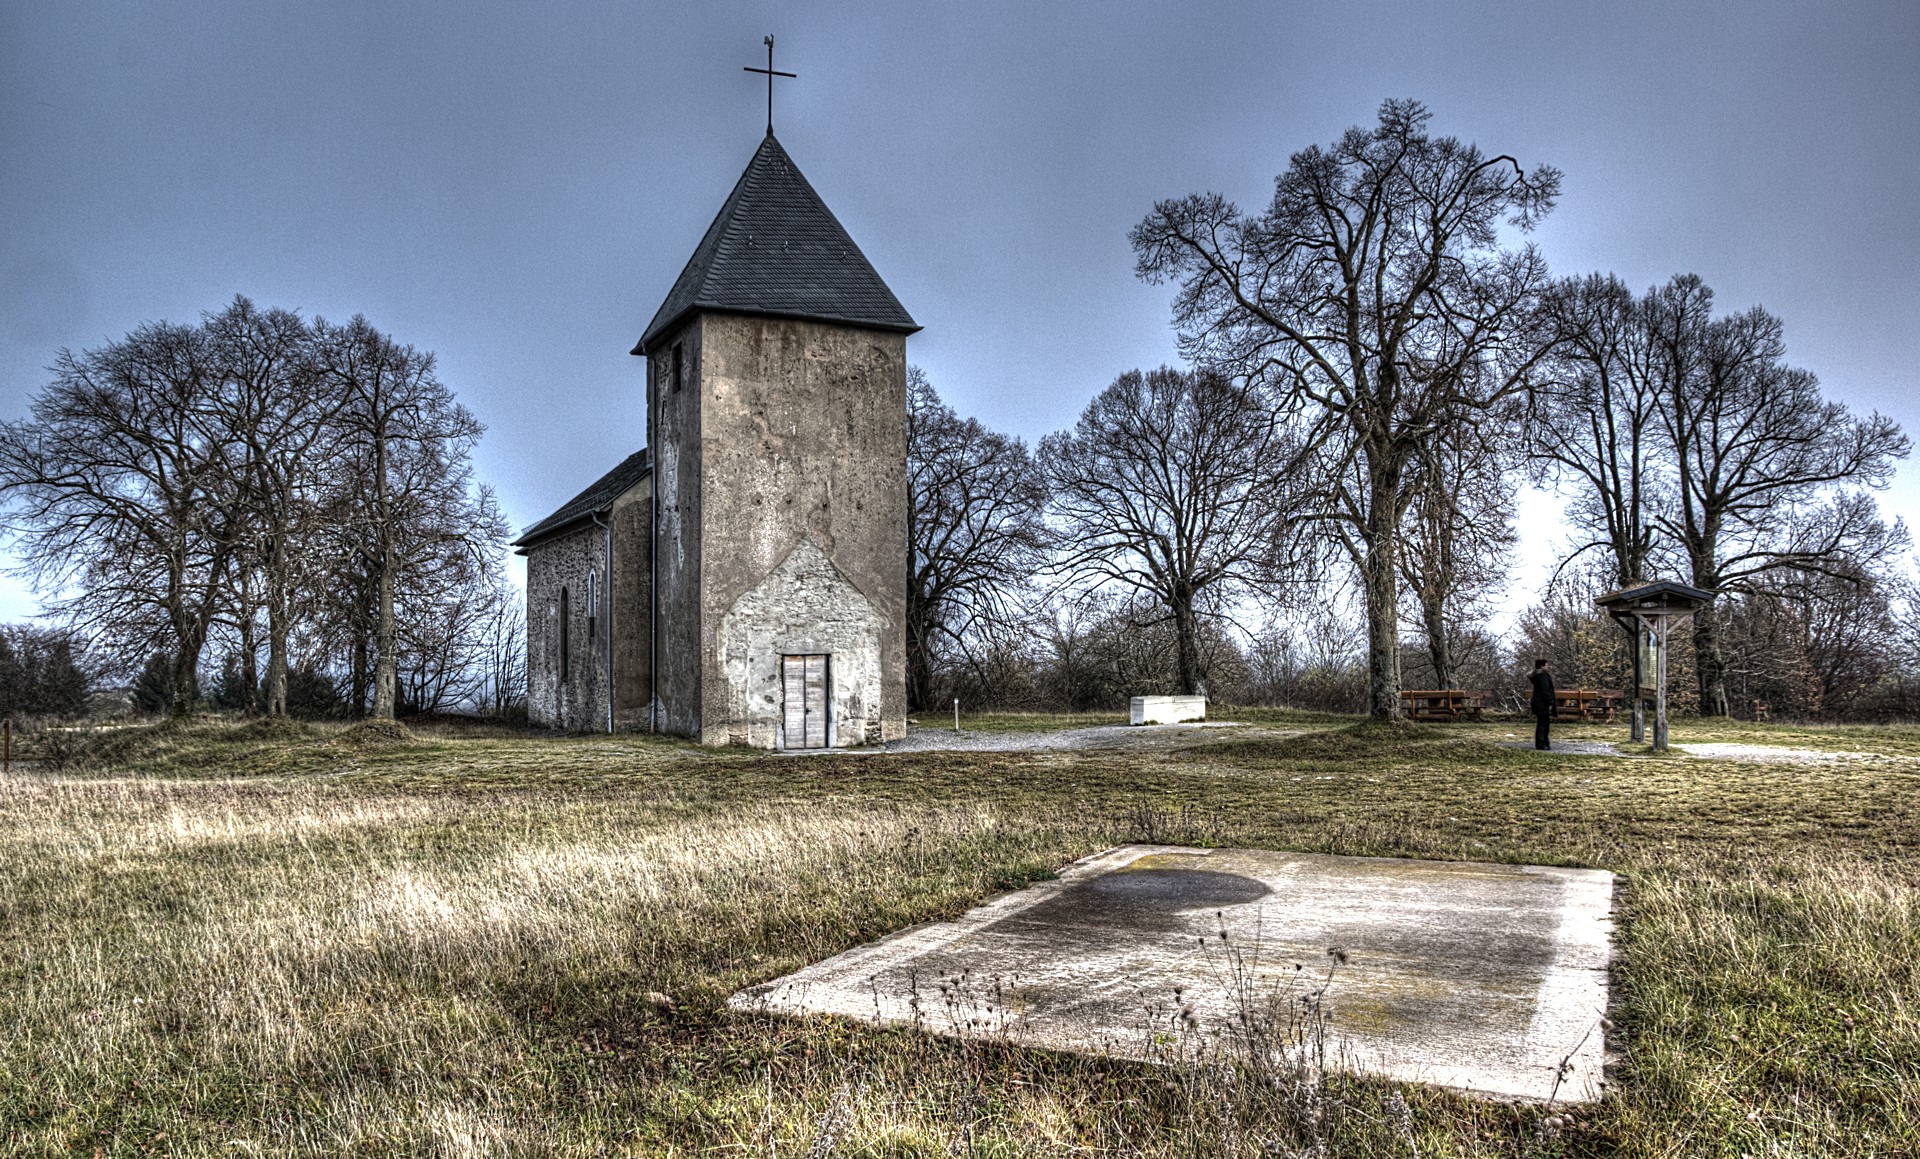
[
  {"xmin": 0, "ymin": 321, "xmax": 246, "ymax": 715},
  {"xmin": 1398, "ymin": 420, "xmax": 1517, "ymax": 690},
  {"xmin": 315, "ymin": 317, "xmax": 492, "ymax": 720},
  {"xmin": 1647, "ymin": 276, "xmax": 1909, "ymax": 715},
  {"xmin": 905, "ymin": 368, "xmax": 1051, "ymax": 710},
  {"xmin": 3, "ymin": 300, "xmax": 518, "ymax": 721},
  {"xmin": 476, "ymin": 594, "xmax": 528, "ymax": 717},
  {"xmin": 1133, "ymin": 99, "xmax": 1558, "ymax": 718},
  {"xmin": 1040, "ymin": 366, "xmax": 1291, "ymax": 696},
  {"xmin": 1241, "ymin": 601, "xmax": 1369, "ymax": 713},
  {"xmin": 1716, "ymin": 557, "xmax": 1902, "ymax": 720},
  {"xmin": 204, "ymin": 297, "xmax": 349, "ymax": 716},
  {"xmin": 396, "ymin": 573, "xmax": 505, "ymax": 714},
  {"xmin": 1531, "ymin": 273, "xmax": 1665, "ymax": 589},
  {"xmin": 390, "ymin": 500, "xmax": 512, "ymax": 714}
]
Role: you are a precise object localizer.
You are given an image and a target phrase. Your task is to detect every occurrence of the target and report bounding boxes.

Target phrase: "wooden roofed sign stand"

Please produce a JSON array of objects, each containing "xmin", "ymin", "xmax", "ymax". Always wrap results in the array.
[{"xmin": 1594, "ymin": 581, "xmax": 1716, "ymax": 754}]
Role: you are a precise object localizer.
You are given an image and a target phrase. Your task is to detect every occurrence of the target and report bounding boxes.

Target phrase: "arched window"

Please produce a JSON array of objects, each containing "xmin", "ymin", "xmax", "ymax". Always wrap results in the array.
[
  {"xmin": 586, "ymin": 571, "xmax": 597, "ymax": 639},
  {"xmin": 558, "ymin": 587, "xmax": 570, "ymax": 681}
]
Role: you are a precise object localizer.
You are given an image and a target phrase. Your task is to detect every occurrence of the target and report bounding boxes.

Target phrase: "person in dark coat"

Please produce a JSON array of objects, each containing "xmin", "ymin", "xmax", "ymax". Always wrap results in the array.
[{"xmin": 1528, "ymin": 658, "xmax": 1556, "ymax": 750}]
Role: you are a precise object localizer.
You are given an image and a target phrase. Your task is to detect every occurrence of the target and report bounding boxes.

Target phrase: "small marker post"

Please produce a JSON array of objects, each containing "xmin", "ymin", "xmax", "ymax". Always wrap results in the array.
[{"xmin": 953, "ymin": 698, "xmax": 960, "ymax": 733}]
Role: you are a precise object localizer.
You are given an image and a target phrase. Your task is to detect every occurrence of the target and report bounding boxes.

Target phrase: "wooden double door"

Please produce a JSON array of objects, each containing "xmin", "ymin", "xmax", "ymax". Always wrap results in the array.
[{"xmin": 781, "ymin": 654, "xmax": 831, "ymax": 749}]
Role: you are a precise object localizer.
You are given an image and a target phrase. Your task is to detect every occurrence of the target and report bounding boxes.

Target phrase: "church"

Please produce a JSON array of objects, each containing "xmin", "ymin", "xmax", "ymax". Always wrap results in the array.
[{"xmin": 512, "ymin": 127, "xmax": 917, "ymax": 748}]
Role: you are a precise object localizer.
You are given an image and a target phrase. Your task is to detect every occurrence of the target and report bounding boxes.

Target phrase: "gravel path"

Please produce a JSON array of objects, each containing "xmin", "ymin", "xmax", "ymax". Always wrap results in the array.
[
  {"xmin": 883, "ymin": 721, "xmax": 1269, "ymax": 754},
  {"xmin": 1672, "ymin": 742, "xmax": 1884, "ymax": 764},
  {"xmin": 1496, "ymin": 740, "xmax": 1626, "ymax": 756},
  {"xmin": 867, "ymin": 726, "xmax": 1900, "ymax": 765},
  {"xmin": 1494, "ymin": 739, "xmax": 1896, "ymax": 764}
]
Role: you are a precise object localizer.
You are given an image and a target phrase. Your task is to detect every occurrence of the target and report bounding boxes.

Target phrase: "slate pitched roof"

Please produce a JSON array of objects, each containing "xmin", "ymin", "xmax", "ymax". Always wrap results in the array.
[
  {"xmin": 1594, "ymin": 579, "xmax": 1717, "ymax": 612},
  {"xmin": 511, "ymin": 448, "xmax": 651, "ymax": 549},
  {"xmin": 635, "ymin": 132, "xmax": 918, "ymax": 354}
]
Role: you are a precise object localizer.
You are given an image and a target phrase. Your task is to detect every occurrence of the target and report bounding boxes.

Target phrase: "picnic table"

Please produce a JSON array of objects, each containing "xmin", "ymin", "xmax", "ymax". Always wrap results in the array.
[
  {"xmin": 1400, "ymin": 689, "xmax": 1492, "ymax": 722},
  {"xmin": 1543, "ymin": 688, "xmax": 1623, "ymax": 722}
]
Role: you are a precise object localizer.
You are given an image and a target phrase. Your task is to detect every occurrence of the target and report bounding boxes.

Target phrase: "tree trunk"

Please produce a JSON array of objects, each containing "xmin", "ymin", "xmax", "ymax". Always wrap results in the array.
[
  {"xmin": 1687, "ymin": 537, "xmax": 1729, "ymax": 718},
  {"xmin": 1362, "ymin": 545, "xmax": 1402, "ymax": 720},
  {"xmin": 370, "ymin": 415, "xmax": 397, "ymax": 721},
  {"xmin": 1692, "ymin": 602, "xmax": 1731, "ymax": 717},
  {"xmin": 1171, "ymin": 587, "xmax": 1204, "ymax": 696},
  {"xmin": 264, "ymin": 613, "xmax": 287, "ymax": 716},
  {"xmin": 265, "ymin": 606, "xmax": 288, "ymax": 717},
  {"xmin": 1363, "ymin": 445, "xmax": 1405, "ymax": 721},
  {"xmin": 170, "ymin": 621, "xmax": 205, "ymax": 719},
  {"xmin": 237, "ymin": 607, "xmax": 260, "ymax": 714},
  {"xmin": 1420, "ymin": 589, "xmax": 1454, "ymax": 692},
  {"xmin": 373, "ymin": 537, "xmax": 396, "ymax": 719},
  {"xmin": 905, "ymin": 586, "xmax": 934, "ymax": 712},
  {"xmin": 264, "ymin": 536, "xmax": 289, "ymax": 716},
  {"xmin": 350, "ymin": 627, "xmax": 369, "ymax": 717}
]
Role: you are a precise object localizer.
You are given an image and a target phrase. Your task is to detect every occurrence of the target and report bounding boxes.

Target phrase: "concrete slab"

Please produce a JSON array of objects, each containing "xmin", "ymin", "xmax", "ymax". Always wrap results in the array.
[{"xmin": 731, "ymin": 845, "xmax": 1615, "ymax": 1103}]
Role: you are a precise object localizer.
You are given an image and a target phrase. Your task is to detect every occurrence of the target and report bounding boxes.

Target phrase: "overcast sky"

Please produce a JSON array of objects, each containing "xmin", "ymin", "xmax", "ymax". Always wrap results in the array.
[{"xmin": 2, "ymin": 0, "xmax": 1915, "ymax": 623}]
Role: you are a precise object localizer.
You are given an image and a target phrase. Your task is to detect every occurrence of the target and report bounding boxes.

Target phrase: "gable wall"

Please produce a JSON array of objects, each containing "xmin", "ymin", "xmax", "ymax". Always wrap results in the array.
[
  {"xmin": 524, "ymin": 523, "xmax": 608, "ymax": 730},
  {"xmin": 693, "ymin": 313, "xmax": 909, "ymax": 746},
  {"xmin": 609, "ymin": 487, "xmax": 654, "ymax": 731},
  {"xmin": 647, "ymin": 317, "xmax": 705, "ymax": 737}
]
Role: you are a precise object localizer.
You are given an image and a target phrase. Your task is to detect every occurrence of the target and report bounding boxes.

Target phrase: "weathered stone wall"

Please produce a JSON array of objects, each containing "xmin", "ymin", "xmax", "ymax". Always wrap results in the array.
[
  {"xmin": 609, "ymin": 487, "xmax": 654, "ymax": 732},
  {"xmin": 718, "ymin": 540, "xmax": 886, "ymax": 747},
  {"xmin": 646, "ymin": 318, "xmax": 705, "ymax": 738},
  {"xmin": 693, "ymin": 313, "xmax": 909, "ymax": 747},
  {"xmin": 524, "ymin": 523, "xmax": 608, "ymax": 731}
]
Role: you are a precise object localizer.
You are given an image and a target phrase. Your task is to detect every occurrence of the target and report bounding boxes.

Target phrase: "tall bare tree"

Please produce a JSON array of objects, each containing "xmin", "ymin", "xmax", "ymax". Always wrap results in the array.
[
  {"xmin": 1132, "ymin": 99, "xmax": 1558, "ymax": 718},
  {"xmin": 1647, "ymin": 276, "xmax": 1908, "ymax": 715},
  {"xmin": 204, "ymin": 297, "xmax": 349, "ymax": 717},
  {"xmin": 0, "ymin": 321, "xmax": 246, "ymax": 715},
  {"xmin": 905, "ymin": 368, "xmax": 1051, "ymax": 710},
  {"xmin": 315, "ymin": 317, "xmax": 490, "ymax": 720},
  {"xmin": 1040, "ymin": 366, "xmax": 1291, "ymax": 696},
  {"xmin": 1531, "ymin": 273, "xmax": 1665, "ymax": 589},
  {"xmin": 1398, "ymin": 420, "xmax": 1517, "ymax": 690},
  {"xmin": 476, "ymin": 595, "xmax": 529, "ymax": 717},
  {"xmin": 3, "ymin": 301, "xmax": 516, "ymax": 720}
]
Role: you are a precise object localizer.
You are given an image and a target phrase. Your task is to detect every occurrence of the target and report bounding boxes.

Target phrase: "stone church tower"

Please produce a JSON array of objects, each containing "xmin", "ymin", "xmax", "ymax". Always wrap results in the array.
[{"xmin": 515, "ymin": 131, "xmax": 917, "ymax": 748}]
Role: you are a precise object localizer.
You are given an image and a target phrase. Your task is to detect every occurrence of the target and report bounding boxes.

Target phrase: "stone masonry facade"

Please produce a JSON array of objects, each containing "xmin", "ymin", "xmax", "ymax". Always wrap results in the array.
[{"xmin": 649, "ymin": 311, "xmax": 909, "ymax": 748}]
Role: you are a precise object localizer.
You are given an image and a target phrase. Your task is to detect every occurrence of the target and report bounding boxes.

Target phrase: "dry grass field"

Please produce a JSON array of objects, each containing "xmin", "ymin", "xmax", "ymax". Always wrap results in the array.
[{"xmin": 1, "ymin": 713, "xmax": 1916, "ymax": 1156}]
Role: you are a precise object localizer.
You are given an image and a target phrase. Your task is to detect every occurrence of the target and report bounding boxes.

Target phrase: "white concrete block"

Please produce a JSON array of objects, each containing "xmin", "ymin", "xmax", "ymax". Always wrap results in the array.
[{"xmin": 1130, "ymin": 695, "xmax": 1206, "ymax": 725}]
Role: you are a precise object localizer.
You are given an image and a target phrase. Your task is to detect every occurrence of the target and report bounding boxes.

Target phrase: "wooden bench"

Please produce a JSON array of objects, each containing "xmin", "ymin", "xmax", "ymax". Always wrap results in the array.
[
  {"xmin": 1400, "ymin": 689, "xmax": 1492, "ymax": 722},
  {"xmin": 1532, "ymin": 688, "xmax": 1624, "ymax": 722}
]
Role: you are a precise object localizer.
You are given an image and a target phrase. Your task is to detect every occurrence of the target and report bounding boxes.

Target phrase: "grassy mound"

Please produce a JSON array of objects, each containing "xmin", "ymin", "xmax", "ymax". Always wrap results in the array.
[
  {"xmin": 78, "ymin": 716, "xmax": 335, "ymax": 776},
  {"xmin": 229, "ymin": 716, "xmax": 318, "ymax": 742},
  {"xmin": 334, "ymin": 718, "xmax": 414, "ymax": 747},
  {"xmin": 79, "ymin": 716, "xmax": 197, "ymax": 769}
]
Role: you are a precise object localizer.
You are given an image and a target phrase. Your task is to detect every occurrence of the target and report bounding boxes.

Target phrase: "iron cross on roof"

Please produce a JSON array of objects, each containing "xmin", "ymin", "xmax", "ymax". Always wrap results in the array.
[{"xmin": 743, "ymin": 34, "xmax": 796, "ymax": 136}]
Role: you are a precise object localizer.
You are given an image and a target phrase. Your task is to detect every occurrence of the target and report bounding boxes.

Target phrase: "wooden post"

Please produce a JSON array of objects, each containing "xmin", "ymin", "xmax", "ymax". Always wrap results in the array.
[
  {"xmin": 1595, "ymin": 584, "xmax": 1713, "ymax": 753},
  {"xmin": 1630, "ymin": 615, "xmax": 1646, "ymax": 743},
  {"xmin": 1653, "ymin": 616, "xmax": 1670, "ymax": 753}
]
